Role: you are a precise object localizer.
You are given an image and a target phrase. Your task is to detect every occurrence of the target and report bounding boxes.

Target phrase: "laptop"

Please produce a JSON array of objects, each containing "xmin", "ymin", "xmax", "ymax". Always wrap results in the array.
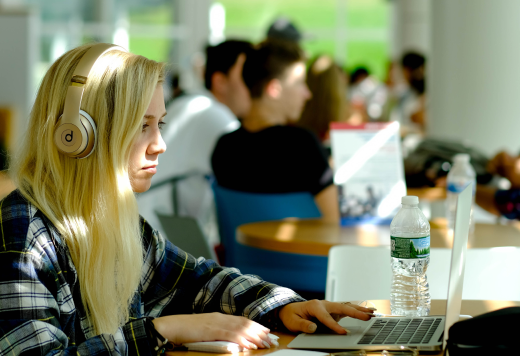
[{"xmin": 289, "ymin": 185, "xmax": 473, "ymax": 352}]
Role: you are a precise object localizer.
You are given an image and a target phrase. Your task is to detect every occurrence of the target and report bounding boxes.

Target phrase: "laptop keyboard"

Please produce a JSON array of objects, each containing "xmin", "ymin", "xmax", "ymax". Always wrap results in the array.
[{"xmin": 358, "ymin": 318, "xmax": 442, "ymax": 345}]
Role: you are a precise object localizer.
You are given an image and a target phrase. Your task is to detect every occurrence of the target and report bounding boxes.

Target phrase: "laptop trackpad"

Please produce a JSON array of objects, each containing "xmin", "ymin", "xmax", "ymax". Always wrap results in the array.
[{"xmin": 288, "ymin": 318, "xmax": 370, "ymax": 349}]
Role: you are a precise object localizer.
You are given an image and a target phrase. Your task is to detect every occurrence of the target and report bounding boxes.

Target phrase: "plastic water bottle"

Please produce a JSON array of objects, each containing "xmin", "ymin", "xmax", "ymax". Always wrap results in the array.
[
  {"xmin": 390, "ymin": 196, "xmax": 431, "ymax": 317},
  {"xmin": 446, "ymin": 154, "xmax": 476, "ymax": 236}
]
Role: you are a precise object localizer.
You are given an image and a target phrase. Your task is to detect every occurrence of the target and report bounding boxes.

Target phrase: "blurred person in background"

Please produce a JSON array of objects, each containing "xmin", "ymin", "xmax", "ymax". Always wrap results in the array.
[
  {"xmin": 137, "ymin": 40, "xmax": 252, "ymax": 250},
  {"xmin": 266, "ymin": 17, "xmax": 303, "ymax": 43},
  {"xmin": 164, "ymin": 72, "xmax": 185, "ymax": 106},
  {"xmin": 348, "ymin": 66, "xmax": 387, "ymax": 123},
  {"xmin": 211, "ymin": 40, "xmax": 339, "ymax": 222},
  {"xmin": 477, "ymin": 150, "xmax": 520, "ymax": 218},
  {"xmin": 297, "ymin": 55, "xmax": 350, "ymax": 156},
  {"xmin": 388, "ymin": 52, "xmax": 427, "ymax": 136}
]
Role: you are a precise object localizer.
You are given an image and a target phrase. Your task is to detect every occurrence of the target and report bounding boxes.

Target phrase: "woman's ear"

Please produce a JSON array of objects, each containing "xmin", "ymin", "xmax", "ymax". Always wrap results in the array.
[{"xmin": 265, "ymin": 78, "xmax": 282, "ymax": 99}]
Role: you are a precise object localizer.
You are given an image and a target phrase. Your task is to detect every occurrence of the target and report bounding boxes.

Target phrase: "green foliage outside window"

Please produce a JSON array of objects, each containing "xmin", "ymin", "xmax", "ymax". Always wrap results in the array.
[
  {"xmin": 221, "ymin": 0, "xmax": 389, "ymax": 79},
  {"xmin": 128, "ymin": 3, "xmax": 172, "ymax": 63},
  {"xmin": 126, "ymin": 0, "xmax": 390, "ymax": 79}
]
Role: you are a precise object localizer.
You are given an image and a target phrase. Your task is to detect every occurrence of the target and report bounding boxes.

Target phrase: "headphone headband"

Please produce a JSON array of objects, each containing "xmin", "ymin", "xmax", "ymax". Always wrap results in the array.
[
  {"xmin": 55, "ymin": 43, "xmax": 127, "ymax": 159},
  {"xmin": 61, "ymin": 44, "xmax": 125, "ymax": 126}
]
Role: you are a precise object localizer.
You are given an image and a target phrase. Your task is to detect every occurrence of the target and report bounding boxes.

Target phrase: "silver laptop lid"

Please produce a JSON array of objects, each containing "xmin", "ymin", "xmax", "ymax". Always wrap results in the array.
[{"xmin": 443, "ymin": 184, "xmax": 472, "ymax": 346}]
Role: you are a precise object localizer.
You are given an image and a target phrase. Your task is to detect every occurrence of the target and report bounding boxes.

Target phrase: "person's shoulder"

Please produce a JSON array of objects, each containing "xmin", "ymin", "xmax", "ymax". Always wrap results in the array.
[
  {"xmin": 211, "ymin": 127, "xmax": 245, "ymax": 162},
  {"xmin": 0, "ymin": 189, "xmax": 46, "ymax": 252},
  {"xmin": 265, "ymin": 125, "xmax": 320, "ymax": 143},
  {"xmin": 216, "ymin": 126, "xmax": 245, "ymax": 142},
  {"xmin": 168, "ymin": 93, "xmax": 234, "ymax": 120},
  {"xmin": 287, "ymin": 125, "xmax": 319, "ymax": 138},
  {"xmin": 166, "ymin": 93, "xmax": 238, "ymax": 136}
]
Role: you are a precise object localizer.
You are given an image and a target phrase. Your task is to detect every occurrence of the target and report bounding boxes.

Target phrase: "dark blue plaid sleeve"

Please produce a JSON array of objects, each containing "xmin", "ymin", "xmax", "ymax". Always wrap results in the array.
[
  {"xmin": 495, "ymin": 189, "xmax": 520, "ymax": 219},
  {"xmin": 138, "ymin": 218, "xmax": 306, "ymax": 324}
]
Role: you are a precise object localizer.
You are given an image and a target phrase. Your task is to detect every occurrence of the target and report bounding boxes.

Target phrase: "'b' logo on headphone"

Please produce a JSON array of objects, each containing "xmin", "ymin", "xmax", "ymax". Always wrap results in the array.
[{"xmin": 62, "ymin": 129, "xmax": 75, "ymax": 146}]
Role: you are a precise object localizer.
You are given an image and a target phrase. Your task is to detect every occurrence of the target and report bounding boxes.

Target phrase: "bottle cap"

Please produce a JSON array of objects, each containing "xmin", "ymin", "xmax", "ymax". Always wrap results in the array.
[
  {"xmin": 453, "ymin": 153, "xmax": 470, "ymax": 163},
  {"xmin": 402, "ymin": 196, "xmax": 419, "ymax": 205}
]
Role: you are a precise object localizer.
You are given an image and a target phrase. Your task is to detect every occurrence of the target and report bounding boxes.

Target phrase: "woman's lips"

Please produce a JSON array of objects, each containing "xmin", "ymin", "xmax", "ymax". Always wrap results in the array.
[{"xmin": 142, "ymin": 166, "xmax": 157, "ymax": 174}]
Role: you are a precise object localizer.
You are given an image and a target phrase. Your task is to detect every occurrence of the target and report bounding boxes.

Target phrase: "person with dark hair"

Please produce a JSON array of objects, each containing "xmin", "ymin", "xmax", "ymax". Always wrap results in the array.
[
  {"xmin": 401, "ymin": 52, "xmax": 426, "ymax": 95},
  {"xmin": 266, "ymin": 17, "xmax": 303, "ymax": 43},
  {"xmin": 137, "ymin": 39, "xmax": 253, "ymax": 248},
  {"xmin": 211, "ymin": 40, "xmax": 340, "ymax": 221},
  {"xmin": 390, "ymin": 51, "xmax": 427, "ymax": 135},
  {"xmin": 349, "ymin": 66, "xmax": 369, "ymax": 86}
]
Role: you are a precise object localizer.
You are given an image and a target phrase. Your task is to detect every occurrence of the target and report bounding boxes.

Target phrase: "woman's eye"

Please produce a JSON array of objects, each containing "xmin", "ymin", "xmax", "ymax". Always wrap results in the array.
[
  {"xmin": 158, "ymin": 121, "xmax": 166, "ymax": 131},
  {"xmin": 142, "ymin": 124, "xmax": 149, "ymax": 132}
]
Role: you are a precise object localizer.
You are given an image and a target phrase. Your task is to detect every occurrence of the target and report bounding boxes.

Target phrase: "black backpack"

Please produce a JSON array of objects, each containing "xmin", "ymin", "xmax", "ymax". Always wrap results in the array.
[
  {"xmin": 404, "ymin": 138, "xmax": 492, "ymax": 187},
  {"xmin": 446, "ymin": 307, "xmax": 520, "ymax": 355}
]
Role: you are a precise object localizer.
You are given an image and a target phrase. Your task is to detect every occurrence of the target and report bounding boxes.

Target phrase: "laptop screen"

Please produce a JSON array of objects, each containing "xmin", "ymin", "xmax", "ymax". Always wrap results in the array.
[{"xmin": 443, "ymin": 184, "xmax": 472, "ymax": 346}]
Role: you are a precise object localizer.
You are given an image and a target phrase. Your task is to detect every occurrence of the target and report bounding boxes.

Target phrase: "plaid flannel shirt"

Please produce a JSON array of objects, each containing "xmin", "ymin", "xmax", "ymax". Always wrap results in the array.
[{"xmin": 0, "ymin": 190, "xmax": 305, "ymax": 355}]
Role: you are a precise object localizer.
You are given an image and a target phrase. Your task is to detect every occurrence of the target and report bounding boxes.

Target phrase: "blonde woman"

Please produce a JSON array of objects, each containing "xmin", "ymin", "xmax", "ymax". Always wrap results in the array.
[{"xmin": 0, "ymin": 43, "xmax": 374, "ymax": 355}]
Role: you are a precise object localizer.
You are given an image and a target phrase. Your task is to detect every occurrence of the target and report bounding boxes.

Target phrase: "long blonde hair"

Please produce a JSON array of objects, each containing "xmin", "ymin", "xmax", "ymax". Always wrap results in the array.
[
  {"xmin": 11, "ymin": 43, "xmax": 165, "ymax": 335},
  {"xmin": 298, "ymin": 55, "xmax": 349, "ymax": 140}
]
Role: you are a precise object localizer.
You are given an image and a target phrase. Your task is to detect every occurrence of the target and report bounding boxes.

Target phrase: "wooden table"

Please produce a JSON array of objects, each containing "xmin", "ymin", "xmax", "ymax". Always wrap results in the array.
[
  {"xmin": 407, "ymin": 187, "xmax": 446, "ymax": 201},
  {"xmin": 167, "ymin": 299, "xmax": 519, "ymax": 355},
  {"xmin": 237, "ymin": 219, "xmax": 520, "ymax": 256}
]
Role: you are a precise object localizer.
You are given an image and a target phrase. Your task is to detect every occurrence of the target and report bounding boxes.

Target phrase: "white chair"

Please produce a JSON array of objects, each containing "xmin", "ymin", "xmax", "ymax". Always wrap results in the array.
[
  {"xmin": 326, "ymin": 245, "xmax": 520, "ymax": 302},
  {"xmin": 326, "ymin": 245, "xmax": 392, "ymax": 301}
]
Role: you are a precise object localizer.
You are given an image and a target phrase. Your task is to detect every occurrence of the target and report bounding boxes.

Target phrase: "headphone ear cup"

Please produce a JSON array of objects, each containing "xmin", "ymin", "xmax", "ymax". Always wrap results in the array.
[{"xmin": 77, "ymin": 110, "xmax": 97, "ymax": 158}]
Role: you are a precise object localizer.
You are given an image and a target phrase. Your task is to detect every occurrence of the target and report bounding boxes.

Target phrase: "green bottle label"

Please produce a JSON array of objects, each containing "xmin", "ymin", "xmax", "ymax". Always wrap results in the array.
[{"xmin": 391, "ymin": 235, "xmax": 430, "ymax": 259}]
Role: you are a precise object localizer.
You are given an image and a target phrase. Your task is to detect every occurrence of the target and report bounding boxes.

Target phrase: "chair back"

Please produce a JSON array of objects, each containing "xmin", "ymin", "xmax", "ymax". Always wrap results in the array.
[
  {"xmin": 212, "ymin": 182, "xmax": 326, "ymax": 292},
  {"xmin": 156, "ymin": 212, "xmax": 216, "ymax": 261},
  {"xmin": 326, "ymin": 245, "xmax": 520, "ymax": 302},
  {"xmin": 429, "ymin": 247, "xmax": 520, "ymax": 301},
  {"xmin": 326, "ymin": 245, "xmax": 392, "ymax": 301},
  {"xmin": 212, "ymin": 182, "xmax": 321, "ymax": 266},
  {"xmin": 146, "ymin": 172, "xmax": 216, "ymax": 261}
]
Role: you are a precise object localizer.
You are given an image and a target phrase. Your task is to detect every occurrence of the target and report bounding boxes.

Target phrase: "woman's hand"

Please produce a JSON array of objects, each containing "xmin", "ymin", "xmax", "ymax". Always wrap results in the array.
[
  {"xmin": 278, "ymin": 300, "xmax": 375, "ymax": 334},
  {"xmin": 152, "ymin": 312, "xmax": 273, "ymax": 350}
]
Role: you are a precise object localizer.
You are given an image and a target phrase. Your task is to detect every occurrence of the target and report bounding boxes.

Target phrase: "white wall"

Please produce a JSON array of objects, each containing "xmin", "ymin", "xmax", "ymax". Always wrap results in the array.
[
  {"xmin": 0, "ymin": 8, "xmax": 38, "ymax": 148},
  {"xmin": 390, "ymin": 0, "xmax": 430, "ymax": 61},
  {"xmin": 428, "ymin": 0, "xmax": 520, "ymax": 156},
  {"xmin": 171, "ymin": 0, "xmax": 211, "ymax": 92}
]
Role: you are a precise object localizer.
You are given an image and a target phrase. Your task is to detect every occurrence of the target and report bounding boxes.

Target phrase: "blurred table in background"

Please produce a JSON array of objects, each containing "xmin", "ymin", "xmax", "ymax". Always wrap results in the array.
[
  {"xmin": 237, "ymin": 218, "xmax": 520, "ymax": 257},
  {"xmin": 407, "ymin": 187, "xmax": 446, "ymax": 201}
]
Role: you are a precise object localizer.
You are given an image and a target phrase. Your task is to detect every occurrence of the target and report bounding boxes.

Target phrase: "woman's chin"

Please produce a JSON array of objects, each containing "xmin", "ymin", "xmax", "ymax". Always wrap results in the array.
[{"xmin": 131, "ymin": 180, "xmax": 152, "ymax": 193}]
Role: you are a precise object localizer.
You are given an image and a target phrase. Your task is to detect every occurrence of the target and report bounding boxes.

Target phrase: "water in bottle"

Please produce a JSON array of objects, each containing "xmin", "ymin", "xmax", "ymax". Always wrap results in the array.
[
  {"xmin": 446, "ymin": 154, "xmax": 476, "ymax": 237},
  {"xmin": 390, "ymin": 195, "xmax": 431, "ymax": 317}
]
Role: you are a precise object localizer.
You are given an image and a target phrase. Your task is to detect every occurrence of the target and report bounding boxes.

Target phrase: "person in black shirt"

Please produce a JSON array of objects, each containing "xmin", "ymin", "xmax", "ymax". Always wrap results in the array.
[{"xmin": 211, "ymin": 40, "xmax": 339, "ymax": 221}]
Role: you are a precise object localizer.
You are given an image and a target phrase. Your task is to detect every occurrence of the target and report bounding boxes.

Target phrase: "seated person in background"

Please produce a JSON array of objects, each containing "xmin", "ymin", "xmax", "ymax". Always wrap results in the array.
[
  {"xmin": 390, "ymin": 52, "xmax": 427, "ymax": 136},
  {"xmin": 297, "ymin": 55, "xmax": 350, "ymax": 155},
  {"xmin": 477, "ymin": 150, "xmax": 520, "ymax": 218},
  {"xmin": 0, "ymin": 43, "xmax": 374, "ymax": 355},
  {"xmin": 211, "ymin": 40, "xmax": 340, "ymax": 221},
  {"xmin": 137, "ymin": 40, "xmax": 252, "ymax": 248}
]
